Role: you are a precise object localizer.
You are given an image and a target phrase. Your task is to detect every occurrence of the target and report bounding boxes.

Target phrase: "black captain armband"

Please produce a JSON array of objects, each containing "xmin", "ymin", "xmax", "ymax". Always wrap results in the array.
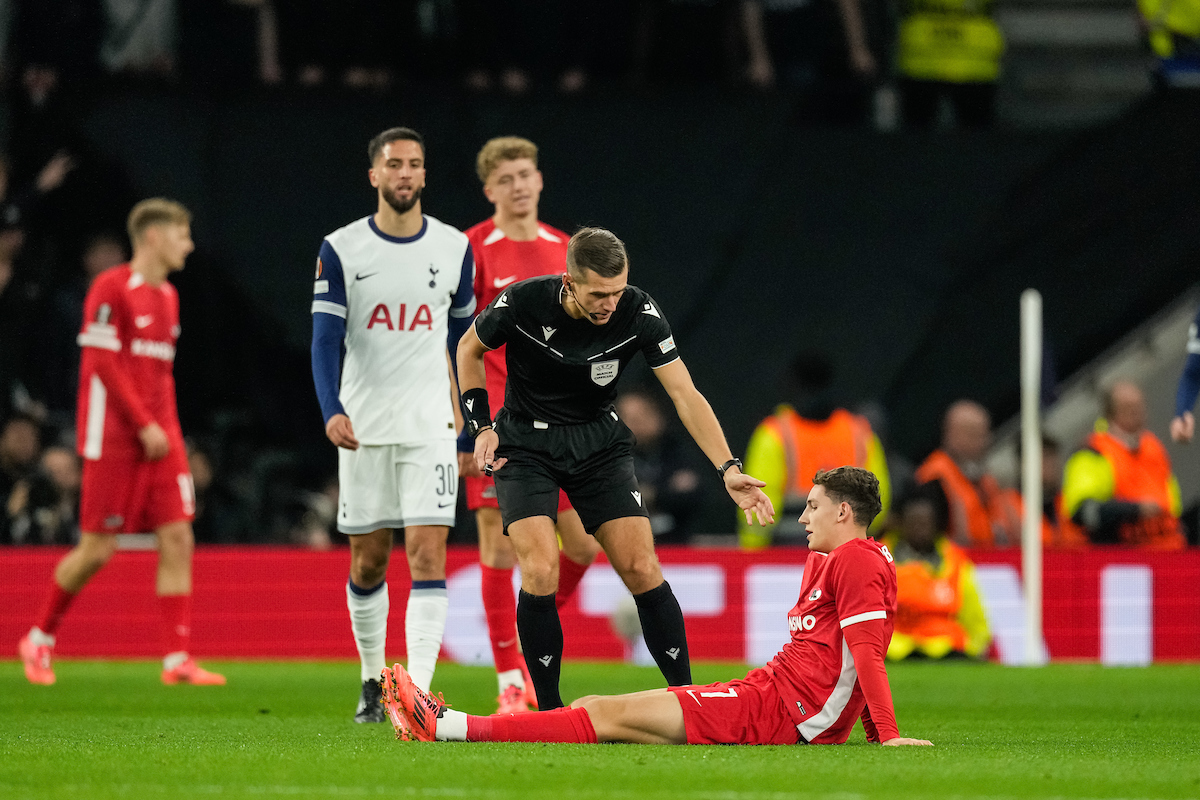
[{"xmin": 462, "ymin": 388, "xmax": 493, "ymax": 438}]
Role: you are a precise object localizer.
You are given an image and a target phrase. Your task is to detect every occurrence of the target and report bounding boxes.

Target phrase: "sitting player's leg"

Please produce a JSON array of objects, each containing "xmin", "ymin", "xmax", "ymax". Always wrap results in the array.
[
  {"xmin": 553, "ymin": 502, "xmax": 598, "ymax": 609},
  {"xmin": 571, "ymin": 689, "xmax": 688, "ymax": 744},
  {"xmin": 20, "ymin": 532, "xmax": 119, "ymax": 684},
  {"xmin": 348, "ymin": 527, "xmax": 393, "ymax": 721},
  {"xmin": 595, "ymin": 516, "xmax": 691, "ymax": 686},
  {"xmin": 507, "ymin": 515, "xmax": 567, "ymax": 709},
  {"xmin": 477, "ymin": 504, "xmax": 532, "ymax": 713},
  {"xmin": 381, "ymin": 663, "xmax": 686, "ymax": 744},
  {"xmin": 403, "ymin": 523, "xmax": 450, "ymax": 693},
  {"xmin": 156, "ymin": 519, "xmax": 225, "ymax": 685}
]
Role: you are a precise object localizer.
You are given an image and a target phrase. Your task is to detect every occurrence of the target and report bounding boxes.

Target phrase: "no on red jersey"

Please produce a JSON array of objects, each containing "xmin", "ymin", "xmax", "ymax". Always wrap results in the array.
[
  {"xmin": 465, "ymin": 219, "xmax": 568, "ymax": 401},
  {"xmin": 76, "ymin": 265, "xmax": 182, "ymax": 461},
  {"xmin": 767, "ymin": 537, "xmax": 897, "ymax": 744}
]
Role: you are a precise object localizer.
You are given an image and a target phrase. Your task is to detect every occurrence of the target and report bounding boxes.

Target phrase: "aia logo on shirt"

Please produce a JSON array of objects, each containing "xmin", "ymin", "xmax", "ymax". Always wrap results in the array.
[{"xmin": 366, "ymin": 303, "xmax": 434, "ymax": 331}]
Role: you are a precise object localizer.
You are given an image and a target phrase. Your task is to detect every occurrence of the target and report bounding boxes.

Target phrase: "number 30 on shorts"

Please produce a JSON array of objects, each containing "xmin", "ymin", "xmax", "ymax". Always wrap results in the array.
[{"xmin": 434, "ymin": 463, "xmax": 456, "ymax": 496}]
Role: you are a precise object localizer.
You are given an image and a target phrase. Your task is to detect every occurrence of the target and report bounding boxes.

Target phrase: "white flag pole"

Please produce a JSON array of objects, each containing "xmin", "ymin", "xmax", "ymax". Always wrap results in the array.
[{"xmin": 1020, "ymin": 289, "xmax": 1045, "ymax": 665}]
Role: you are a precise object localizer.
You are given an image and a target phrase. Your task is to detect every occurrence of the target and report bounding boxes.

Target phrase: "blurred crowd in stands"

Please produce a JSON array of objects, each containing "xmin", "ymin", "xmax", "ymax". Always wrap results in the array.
[{"xmin": 0, "ymin": 0, "xmax": 1017, "ymax": 130}]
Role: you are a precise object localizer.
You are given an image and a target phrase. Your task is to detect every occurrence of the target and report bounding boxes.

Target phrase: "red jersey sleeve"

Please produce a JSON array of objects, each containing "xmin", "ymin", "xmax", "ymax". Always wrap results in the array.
[
  {"xmin": 845, "ymin": 620, "xmax": 899, "ymax": 742},
  {"xmin": 78, "ymin": 275, "xmax": 155, "ymax": 430},
  {"xmin": 833, "ymin": 542, "xmax": 900, "ymax": 742}
]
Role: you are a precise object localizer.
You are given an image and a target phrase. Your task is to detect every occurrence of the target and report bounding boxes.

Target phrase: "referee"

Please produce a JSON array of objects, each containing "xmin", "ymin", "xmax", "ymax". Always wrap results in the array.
[{"xmin": 457, "ymin": 227, "xmax": 774, "ymax": 709}]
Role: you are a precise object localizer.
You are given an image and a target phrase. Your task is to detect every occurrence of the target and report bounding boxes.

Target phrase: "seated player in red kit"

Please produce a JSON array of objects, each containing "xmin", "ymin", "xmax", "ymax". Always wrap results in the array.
[{"xmin": 380, "ymin": 466, "xmax": 932, "ymax": 747}]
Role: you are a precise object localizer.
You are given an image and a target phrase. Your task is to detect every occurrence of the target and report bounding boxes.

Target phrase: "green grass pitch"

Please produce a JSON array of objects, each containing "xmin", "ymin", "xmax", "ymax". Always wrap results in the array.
[{"xmin": 3, "ymin": 660, "xmax": 1199, "ymax": 799}]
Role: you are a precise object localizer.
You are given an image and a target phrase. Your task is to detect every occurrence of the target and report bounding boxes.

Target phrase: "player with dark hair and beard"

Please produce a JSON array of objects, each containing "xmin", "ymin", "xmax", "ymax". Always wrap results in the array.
[
  {"xmin": 311, "ymin": 126, "xmax": 476, "ymax": 723},
  {"xmin": 454, "ymin": 226, "xmax": 775, "ymax": 710}
]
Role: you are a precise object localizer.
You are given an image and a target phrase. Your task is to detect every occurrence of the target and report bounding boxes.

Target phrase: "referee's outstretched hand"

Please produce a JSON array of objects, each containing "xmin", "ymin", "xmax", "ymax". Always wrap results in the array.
[
  {"xmin": 725, "ymin": 471, "xmax": 775, "ymax": 526},
  {"xmin": 474, "ymin": 429, "xmax": 507, "ymax": 476}
]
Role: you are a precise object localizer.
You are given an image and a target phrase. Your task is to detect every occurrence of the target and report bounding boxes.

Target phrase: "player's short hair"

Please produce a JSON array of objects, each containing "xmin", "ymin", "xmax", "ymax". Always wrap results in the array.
[
  {"xmin": 126, "ymin": 198, "xmax": 191, "ymax": 245},
  {"xmin": 567, "ymin": 227, "xmax": 628, "ymax": 279},
  {"xmin": 475, "ymin": 136, "xmax": 538, "ymax": 183},
  {"xmin": 812, "ymin": 467, "xmax": 882, "ymax": 529},
  {"xmin": 368, "ymin": 127, "xmax": 425, "ymax": 164}
]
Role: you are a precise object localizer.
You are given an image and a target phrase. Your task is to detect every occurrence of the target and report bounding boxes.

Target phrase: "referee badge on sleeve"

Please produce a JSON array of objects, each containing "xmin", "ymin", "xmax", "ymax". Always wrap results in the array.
[{"xmin": 591, "ymin": 359, "xmax": 619, "ymax": 386}]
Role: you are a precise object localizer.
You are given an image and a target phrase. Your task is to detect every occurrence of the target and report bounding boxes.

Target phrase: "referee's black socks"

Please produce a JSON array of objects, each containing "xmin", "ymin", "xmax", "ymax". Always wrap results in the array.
[
  {"xmin": 516, "ymin": 590, "xmax": 565, "ymax": 710},
  {"xmin": 634, "ymin": 580, "xmax": 692, "ymax": 686}
]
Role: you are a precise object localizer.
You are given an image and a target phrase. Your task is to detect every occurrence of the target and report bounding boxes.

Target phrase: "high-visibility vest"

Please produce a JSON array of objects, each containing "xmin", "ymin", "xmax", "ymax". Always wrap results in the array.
[
  {"xmin": 1061, "ymin": 430, "xmax": 1185, "ymax": 550},
  {"xmin": 915, "ymin": 450, "xmax": 1021, "ymax": 548},
  {"xmin": 999, "ymin": 488, "xmax": 1090, "ymax": 549},
  {"xmin": 1137, "ymin": 0, "xmax": 1200, "ymax": 57},
  {"xmin": 739, "ymin": 406, "xmax": 890, "ymax": 549},
  {"xmin": 897, "ymin": 0, "xmax": 1005, "ymax": 83},
  {"xmin": 764, "ymin": 407, "xmax": 872, "ymax": 506},
  {"xmin": 883, "ymin": 535, "xmax": 990, "ymax": 658}
]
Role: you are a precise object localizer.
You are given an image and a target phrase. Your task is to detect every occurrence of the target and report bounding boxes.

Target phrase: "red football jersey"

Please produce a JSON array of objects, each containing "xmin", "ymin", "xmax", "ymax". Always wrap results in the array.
[
  {"xmin": 464, "ymin": 218, "xmax": 569, "ymax": 404},
  {"xmin": 766, "ymin": 537, "xmax": 898, "ymax": 744},
  {"xmin": 75, "ymin": 265, "xmax": 183, "ymax": 461}
]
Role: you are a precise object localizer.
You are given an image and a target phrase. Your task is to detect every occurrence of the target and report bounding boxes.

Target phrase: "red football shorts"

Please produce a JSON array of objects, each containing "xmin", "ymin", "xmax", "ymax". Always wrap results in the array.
[
  {"xmin": 465, "ymin": 475, "xmax": 572, "ymax": 514},
  {"xmin": 668, "ymin": 667, "xmax": 801, "ymax": 746},
  {"xmin": 80, "ymin": 450, "xmax": 195, "ymax": 534}
]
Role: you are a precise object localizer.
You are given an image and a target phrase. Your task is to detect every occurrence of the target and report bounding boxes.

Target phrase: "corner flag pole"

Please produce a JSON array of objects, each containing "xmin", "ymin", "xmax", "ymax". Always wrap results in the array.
[{"xmin": 1020, "ymin": 289, "xmax": 1045, "ymax": 665}]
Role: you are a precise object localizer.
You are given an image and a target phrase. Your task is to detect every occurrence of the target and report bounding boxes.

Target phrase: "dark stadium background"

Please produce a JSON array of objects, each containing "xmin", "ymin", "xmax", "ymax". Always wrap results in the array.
[{"xmin": 50, "ymin": 87, "xmax": 1191, "ymax": 536}]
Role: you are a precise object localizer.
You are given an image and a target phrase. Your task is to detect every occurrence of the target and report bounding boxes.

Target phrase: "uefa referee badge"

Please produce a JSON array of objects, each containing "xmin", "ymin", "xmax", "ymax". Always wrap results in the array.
[{"xmin": 590, "ymin": 360, "xmax": 618, "ymax": 386}]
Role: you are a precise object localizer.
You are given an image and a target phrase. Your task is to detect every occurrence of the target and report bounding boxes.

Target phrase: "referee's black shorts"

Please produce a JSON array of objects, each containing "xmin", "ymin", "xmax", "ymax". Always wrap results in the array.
[{"xmin": 492, "ymin": 407, "xmax": 648, "ymax": 535}]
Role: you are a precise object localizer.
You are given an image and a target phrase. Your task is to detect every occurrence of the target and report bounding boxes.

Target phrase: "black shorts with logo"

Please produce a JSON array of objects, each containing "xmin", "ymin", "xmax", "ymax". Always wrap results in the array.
[{"xmin": 492, "ymin": 407, "xmax": 649, "ymax": 535}]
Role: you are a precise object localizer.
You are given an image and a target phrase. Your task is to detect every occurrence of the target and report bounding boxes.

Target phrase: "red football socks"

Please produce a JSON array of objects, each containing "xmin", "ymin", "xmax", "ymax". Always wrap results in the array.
[
  {"xmin": 480, "ymin": 564, "xmax": 524, "ymax": 673},
  {"xmin": 466, "ymin": 706, "xmax": 598, "ymax": 743},
  {"xmin": 158, "ymin": 593, "xmax": 192, "ymax": 654},
  {"xmin": 36, "ymin": 583, "xmax": 78, "ymax": 636},
  {"xmin": 556, "ymin": 552, "xmax": 589, "ymax": 609}
]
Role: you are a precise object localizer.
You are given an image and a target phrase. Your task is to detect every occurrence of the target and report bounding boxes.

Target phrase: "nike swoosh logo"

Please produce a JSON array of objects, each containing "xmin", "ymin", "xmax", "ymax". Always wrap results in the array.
[
  {"xmin": 356, "ymin": 272, "xmax": 379, "ymax": 281},
  {"xmin": 497, "ymin": 638, "xmax": 517, "ymax": 648},
  {"xmin": 437, "ymin": 500, "xmax": 454, "ymax": 508},
  {"xmin": 134, "ymin": 315, "xmax": 154, "ymax": 328},
  {"xmin": 493, "ymin": 275, "xmax": 517, "ymax": 288}
]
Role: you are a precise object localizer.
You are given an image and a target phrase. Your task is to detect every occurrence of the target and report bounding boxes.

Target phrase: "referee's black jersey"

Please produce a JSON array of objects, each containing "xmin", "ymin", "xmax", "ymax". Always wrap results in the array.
[{"xmin": 474, "ymin": 275, "xmax": 680, "ymax": 425}]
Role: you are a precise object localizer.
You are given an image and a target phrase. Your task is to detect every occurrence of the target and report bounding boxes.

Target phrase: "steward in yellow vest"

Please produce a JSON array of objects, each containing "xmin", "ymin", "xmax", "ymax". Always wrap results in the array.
[
  {"xmin": 896, "ymin": 0, "xmax": 1005, "ymax": 127},
  {"xmin": 738, "ymin": 354, "xmax": 890, "ymax": 549},
  {"xmin": 883, "ymin": 485, "xmax": 991, "ymax": 660}
]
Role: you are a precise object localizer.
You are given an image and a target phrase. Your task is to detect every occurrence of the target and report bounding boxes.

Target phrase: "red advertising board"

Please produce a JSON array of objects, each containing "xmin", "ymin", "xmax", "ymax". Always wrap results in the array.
[{"xmin": 1, "ymin": 546, "xmax": 1197, "ymax": 663}]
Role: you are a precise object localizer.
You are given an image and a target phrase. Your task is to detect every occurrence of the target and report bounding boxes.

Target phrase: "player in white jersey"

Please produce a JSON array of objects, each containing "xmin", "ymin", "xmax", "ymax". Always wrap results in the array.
[{"xmin": 311, "ymin": 127, "xmax": 476, "ymax": 723}]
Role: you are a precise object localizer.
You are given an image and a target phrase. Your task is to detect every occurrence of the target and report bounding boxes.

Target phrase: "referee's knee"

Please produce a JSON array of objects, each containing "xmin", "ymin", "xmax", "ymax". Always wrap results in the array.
[
  {"xmin": 614, "ymin": 557, "xmax": 662, "ymax": 594},
  {"xmin": 519, "ymin": 561, "xmax": 559, "ymax": 596}
]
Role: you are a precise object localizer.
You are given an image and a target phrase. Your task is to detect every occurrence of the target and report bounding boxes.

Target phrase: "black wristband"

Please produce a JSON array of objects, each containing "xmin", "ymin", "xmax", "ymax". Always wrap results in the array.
[
  {"xmin": 462, "ymin": 388, "xmax": 492, "ymax": 437},
  {"xmin": 717, "ymin": 458, "xmax": 742, "ymax": 478}
]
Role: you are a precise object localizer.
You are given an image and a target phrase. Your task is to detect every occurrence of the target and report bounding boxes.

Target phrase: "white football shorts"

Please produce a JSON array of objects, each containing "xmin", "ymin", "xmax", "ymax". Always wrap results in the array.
[{"xmin": 336, "ymin": 441, "xmax": 458, "ymax": 534}]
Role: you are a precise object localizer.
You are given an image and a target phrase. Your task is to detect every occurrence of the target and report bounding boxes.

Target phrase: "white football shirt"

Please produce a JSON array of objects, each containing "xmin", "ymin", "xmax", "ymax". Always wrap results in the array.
[{"xmin": 312, "ymin": 215, "xmax": 475, "ymax": 444}]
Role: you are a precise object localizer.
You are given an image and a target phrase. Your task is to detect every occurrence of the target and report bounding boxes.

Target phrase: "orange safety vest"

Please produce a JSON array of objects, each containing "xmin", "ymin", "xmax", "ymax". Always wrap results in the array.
[
  {"xmin": 916, "ymin": 450, "xmax": 1021, "ymax": 548},
  {"xmin": 1062, "ymin": 430, "xmax": 1185, "ymax": 550},
  {"xmin": 764, "ymin": 408, "xmax": 872, "ymax": 505},
  {"xmin": 892, "ymin": 539, "xmax": 970, "ymax": 650},
  {"xmin": 999, "ymin": 488, "xmax": 1090, "ymax": 549}
]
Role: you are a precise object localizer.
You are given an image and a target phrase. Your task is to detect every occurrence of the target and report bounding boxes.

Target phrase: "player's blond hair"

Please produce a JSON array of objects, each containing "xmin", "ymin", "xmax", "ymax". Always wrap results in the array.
[
  {"xmin": 476, "ymin": 136, "xmax": 538, "ymax": 184},
  {"xmin": 127, "ymin": 198, "xmax": 191, "ymax": 245}
]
